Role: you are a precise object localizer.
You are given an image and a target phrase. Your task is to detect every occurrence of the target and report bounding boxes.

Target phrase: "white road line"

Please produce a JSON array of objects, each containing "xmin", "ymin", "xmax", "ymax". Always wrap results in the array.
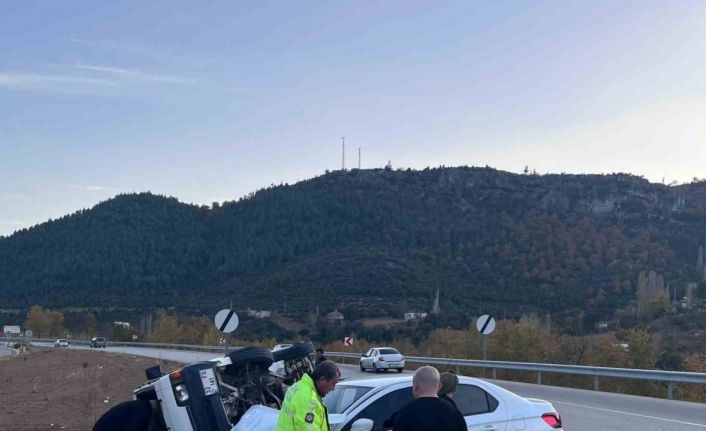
[{"xmin": 551, "ymin": 400, "xmax": 706, "ymax": 428}]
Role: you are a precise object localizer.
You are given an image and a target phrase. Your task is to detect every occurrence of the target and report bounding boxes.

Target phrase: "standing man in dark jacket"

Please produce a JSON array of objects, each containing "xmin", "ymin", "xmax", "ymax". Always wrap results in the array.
[
  {"xmin": 314, "ymin": 347, "xmax": 328, "ymax": 368},
  {"xmin": 393, "ymin": 366, "xmax": 466, "ymax": 431}
]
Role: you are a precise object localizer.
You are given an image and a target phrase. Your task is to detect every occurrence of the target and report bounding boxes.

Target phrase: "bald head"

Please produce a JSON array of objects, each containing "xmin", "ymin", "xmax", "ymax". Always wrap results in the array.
[{"xmin": 412, "ymin": 366, "xmax": 441, "ymax": 398}]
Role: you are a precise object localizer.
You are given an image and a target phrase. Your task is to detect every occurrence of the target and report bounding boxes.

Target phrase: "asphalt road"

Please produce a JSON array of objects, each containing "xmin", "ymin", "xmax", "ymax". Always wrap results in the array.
[{"xmin": 34, "ymin": 343, "xmax": 706, "ymax": 430}]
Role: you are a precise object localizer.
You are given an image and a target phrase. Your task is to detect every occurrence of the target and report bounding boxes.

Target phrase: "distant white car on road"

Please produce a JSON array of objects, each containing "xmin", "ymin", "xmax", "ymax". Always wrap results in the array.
[
  {"xmin": 359, "ymin": 347, "xmax": 405, "ymax": 373},
  {"xmin": 54, "ymin": 339, "xmax": 69, "ymax": 348}
]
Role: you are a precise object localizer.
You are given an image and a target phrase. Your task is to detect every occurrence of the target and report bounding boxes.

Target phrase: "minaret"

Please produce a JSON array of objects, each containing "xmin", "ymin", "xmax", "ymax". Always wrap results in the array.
[{"xmin": 432, "ymin": 288, "xmax": 440, "ymax": 314}]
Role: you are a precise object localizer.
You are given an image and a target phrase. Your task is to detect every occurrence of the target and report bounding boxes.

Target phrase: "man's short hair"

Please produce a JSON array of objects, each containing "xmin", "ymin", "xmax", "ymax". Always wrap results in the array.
[
  {"xmin": 312, "ymin": 360, "xmax": 339, "ymax": 381},
  {"xmin": 413, "ymin": 366, "xmax": 440, "ymax": 391},
  {"xmin": 316, "ymin": 347, "xmax": 324, "ymax": 354}
]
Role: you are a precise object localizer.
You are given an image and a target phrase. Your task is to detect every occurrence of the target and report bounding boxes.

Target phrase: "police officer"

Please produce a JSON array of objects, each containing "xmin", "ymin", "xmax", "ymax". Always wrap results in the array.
[{"xmin": 276, "ymin": 360, "xmax": 340, "ymax": 431}]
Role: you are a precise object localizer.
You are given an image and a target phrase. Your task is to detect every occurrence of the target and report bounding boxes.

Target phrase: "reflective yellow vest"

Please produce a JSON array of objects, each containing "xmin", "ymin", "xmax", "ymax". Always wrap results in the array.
[{"xmin": 275, "ymin": 374, "xmax": 330, "ymax": 431}]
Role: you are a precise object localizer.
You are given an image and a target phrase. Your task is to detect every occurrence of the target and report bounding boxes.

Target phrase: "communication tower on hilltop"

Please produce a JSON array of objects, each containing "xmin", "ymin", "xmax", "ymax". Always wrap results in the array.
[{"xmin": 341, "ymin": 137, "xmax": 346, "ymax": 170}]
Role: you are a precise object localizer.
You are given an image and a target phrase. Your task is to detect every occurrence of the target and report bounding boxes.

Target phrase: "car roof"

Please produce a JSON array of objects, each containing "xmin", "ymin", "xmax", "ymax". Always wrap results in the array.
[
  {"xmin": 370, "ymin": 346, "xmax": 399, "ymax": 350},
  {"xmin": 337, "ymin": 375, "xmax": 510, "ymax": 392}
]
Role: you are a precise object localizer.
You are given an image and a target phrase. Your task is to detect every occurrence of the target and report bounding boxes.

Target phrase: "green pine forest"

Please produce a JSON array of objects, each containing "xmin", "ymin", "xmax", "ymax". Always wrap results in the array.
[{"xmin": 1, "ymin": 167, "xmax": 706, "ymax": 334}]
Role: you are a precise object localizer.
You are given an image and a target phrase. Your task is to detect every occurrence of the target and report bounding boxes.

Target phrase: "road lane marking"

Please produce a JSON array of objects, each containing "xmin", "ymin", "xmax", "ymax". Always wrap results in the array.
[{"xmin": 551, "ymin": 400, "xmax": 706, "ymax": 428}]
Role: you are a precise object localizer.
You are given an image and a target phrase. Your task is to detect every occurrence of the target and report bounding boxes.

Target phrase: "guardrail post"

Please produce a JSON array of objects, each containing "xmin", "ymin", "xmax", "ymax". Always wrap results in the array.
[
  {"xmin": 593, "ymin": 376, "xmax": 599, "ymax": 391},
  {"xmin": 492, "ymin": 368, "xmax": 496, "ymax": 380},
  {"xmin": 456, "ymin": 365, "xmax": 460, "ymax": 375},
  {"xmin": 537, "ymin": 371, "xmax": 542, "ymax": 385},
  {"xmin": 668, "ymin": 381, "xmax": 674, "ymax": 400}
]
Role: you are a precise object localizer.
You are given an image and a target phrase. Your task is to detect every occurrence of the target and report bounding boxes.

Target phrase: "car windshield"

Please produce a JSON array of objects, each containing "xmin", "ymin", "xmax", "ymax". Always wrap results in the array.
[
  {"xmin": 324, "ymin": 385, "xmax": 372, "ymax": 414},
  {"xmin": 379, "ymin": 348, "xmax": 399, "ymax": 355}
]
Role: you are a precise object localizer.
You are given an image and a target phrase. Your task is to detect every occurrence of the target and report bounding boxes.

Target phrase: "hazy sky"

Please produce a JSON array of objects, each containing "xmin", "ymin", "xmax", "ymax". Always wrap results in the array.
[{"xmin": 1, "ymin": 1, "xmax": 705, "ymax": 236}]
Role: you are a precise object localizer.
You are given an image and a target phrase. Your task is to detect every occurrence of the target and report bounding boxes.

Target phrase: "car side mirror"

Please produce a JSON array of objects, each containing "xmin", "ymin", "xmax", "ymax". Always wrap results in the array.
[{"xmin": 350, "ymin": 418, "xmax": 374, "ymax": 431}]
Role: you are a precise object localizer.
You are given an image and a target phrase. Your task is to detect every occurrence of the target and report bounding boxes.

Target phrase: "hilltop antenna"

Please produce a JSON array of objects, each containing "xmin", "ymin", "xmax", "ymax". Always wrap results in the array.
[
  {"xmin": 358, "ymin": 147, "xmax": 361, "ymax": 169},
  {"xmin": 341, "ymin": 137, "xmax": 346, "ymax": 170}
]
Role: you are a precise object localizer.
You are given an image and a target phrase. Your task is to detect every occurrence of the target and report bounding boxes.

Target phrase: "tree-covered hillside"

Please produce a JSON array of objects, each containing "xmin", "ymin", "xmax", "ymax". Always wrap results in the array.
[{"xmin": 1, "ymin": 167, "xmax": 705, "ymax": 329}]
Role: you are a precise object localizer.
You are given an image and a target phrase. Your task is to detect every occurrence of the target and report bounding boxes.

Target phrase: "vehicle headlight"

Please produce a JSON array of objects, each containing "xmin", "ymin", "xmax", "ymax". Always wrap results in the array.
[{"xmin": 174, "ymin": 384, "xmax": 190, "ymax": 402}]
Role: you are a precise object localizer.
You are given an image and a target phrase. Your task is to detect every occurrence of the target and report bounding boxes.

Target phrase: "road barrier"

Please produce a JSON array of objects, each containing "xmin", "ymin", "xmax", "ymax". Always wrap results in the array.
[
  {"xmin": 326, "ymin": 351, "xmax": 706, "ymax": 400},
  {"xmin": 5, "ymin": 337, "xmax": 705, "ymax": 400}
]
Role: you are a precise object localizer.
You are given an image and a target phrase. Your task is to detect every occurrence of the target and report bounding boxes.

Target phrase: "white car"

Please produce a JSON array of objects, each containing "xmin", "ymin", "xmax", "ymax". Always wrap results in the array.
[
  {"xmin": 360, "ymin": 347, "xmax": 405, "ymax": 373},
  {"xmin": 323, "ymin": 375, "xmax": 563, "ymax": 431},
  {"xmin": 54, "ymin": 339, "xmax": 69, "ymax": 348},
  {"xmin": 236, "ymin": 375, "xmax": 563, "ymax": 431},
  {"xmin": 268, "ymin": 344, "xmax": 293, "ymax": 376}
]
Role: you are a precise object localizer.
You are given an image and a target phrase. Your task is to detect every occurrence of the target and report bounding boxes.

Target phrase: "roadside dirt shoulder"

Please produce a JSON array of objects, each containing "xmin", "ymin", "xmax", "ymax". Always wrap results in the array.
[{"xmin": 0, "ymin": 348, "xmax": 180, "ymax": 431}]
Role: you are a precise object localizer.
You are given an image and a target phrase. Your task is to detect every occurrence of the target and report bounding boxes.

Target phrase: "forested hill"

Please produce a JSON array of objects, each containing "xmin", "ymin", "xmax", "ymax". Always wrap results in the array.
[{"xmin": 2, "ymin": 167, "xmax": 706, "ymax": 327}]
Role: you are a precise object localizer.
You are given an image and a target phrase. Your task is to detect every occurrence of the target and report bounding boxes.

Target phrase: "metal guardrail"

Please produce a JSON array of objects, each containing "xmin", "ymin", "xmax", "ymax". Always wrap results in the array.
[
  {"xmin": 4, "ymin": 337, "xmax": 704, "ymax": 400},
  {"xmin": 325, "ymin": 352, "xmax": 706, "ymax": 400},
  {"xmin": 1, "ymin": 337, "xmax": 228, "ymax": 353}
]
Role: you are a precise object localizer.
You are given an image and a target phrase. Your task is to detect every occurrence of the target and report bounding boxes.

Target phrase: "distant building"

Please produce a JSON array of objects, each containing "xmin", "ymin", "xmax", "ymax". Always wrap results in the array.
[
  {"xmin": 327, "ymin": 310, "xmax": 345, "ymax": 322},
  {"xmin": 595, "ymin": 322, "xmax": 609, "ymax": 331},
  {"xmin": 113, "ymin": 321, "xmax": 130, "ymax": 329},
  {"xmin": 3, "ymin": 325, "xmax": 21, "ymax": 335},
  {"xmin": 404, "ymin": 312, "xmax": 428, "ymax": 321},
  {"xmin": 246, "ymin": 308, "xmax": 271, "ymax": 319}
]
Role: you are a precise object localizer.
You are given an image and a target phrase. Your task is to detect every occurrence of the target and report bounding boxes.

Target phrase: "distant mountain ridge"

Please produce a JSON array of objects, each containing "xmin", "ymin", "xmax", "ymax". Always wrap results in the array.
[{"xmin": 1, "ymin": 167, "xmax": 705, "ymax": 329}]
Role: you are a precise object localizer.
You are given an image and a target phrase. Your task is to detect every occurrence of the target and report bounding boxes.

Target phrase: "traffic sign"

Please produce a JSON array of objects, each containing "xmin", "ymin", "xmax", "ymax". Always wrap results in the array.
[
  {"xmin": 344, "ymin": 336, "xmax": 353, "ymax": 346},
  {"xmin": 476, "ymin": 315, "xmax": 496, "ymax": 335},
  {"xmin": 215, "ymin": 309, "xmax": 239, "ymax": 334}
]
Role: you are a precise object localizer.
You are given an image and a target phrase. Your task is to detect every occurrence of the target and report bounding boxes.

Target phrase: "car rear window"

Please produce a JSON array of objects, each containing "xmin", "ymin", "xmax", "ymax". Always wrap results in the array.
[
  {"xmin": 454, "ymin": 384, "xmax": 499, "ymax": 415},
  {"xmin": 324, "ymin": 385, "xmax": 372, "ymax": 414},
  {"xmin": 379, "ymin": 348, "xmax": 399, "ymax": 355}
]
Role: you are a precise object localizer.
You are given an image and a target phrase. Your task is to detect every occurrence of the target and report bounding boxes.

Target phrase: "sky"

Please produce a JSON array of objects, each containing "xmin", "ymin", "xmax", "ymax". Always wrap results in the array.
[{"xmin": 1, "ymin": 1, "xmax": 706, "ymax": 236}]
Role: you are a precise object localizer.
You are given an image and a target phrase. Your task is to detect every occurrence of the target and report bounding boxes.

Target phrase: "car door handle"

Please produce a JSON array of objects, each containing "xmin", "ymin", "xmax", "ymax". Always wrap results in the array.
[{"xmin": 481, "ymin": 426, "xmax": 497, "ymax": 431}]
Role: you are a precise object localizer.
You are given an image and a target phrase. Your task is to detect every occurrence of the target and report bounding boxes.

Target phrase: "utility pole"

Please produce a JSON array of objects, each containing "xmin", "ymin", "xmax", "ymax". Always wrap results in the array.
[
  {"xmin": 358, "ymin": 147, "xmax": 361, "ymax": 169},
  {"xmin": 341, "ymin": 137, "xmax": 346, "ymax": 170}
]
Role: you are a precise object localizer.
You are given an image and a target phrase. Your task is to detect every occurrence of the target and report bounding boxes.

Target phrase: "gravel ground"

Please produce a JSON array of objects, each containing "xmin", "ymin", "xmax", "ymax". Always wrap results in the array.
[{"xmin": 0, "ymin": 347, "xmax": 180, "ymax": 431}]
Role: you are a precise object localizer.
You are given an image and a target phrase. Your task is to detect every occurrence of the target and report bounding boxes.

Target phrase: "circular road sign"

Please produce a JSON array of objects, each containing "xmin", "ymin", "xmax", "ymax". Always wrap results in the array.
[
  {"xmin": 476, "ymin": 315, "xmax": 496, "ymax": 335},
  {"xmin": 215, "ymin": 309, "xmax": 239, "ymax": 334}
]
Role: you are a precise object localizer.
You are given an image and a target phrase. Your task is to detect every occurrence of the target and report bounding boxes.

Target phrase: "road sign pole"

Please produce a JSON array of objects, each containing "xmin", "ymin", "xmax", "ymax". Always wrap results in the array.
[
  {"xmin": 214, "ymin": 308, "xmax": 239, "ymax": 355},
  {"xmin": 482, "ymin": 334, "xmax": 488, "ymax": 377},
  {"xmin": 476, "ymin": 314, "xmax": 495, "ymax": 377}
]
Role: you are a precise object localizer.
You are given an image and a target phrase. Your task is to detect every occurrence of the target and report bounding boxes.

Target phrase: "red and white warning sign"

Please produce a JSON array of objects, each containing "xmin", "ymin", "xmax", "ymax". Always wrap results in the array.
[{"xmin": 344, "ymin": 336, "xmax": 353, "ymax": 346}]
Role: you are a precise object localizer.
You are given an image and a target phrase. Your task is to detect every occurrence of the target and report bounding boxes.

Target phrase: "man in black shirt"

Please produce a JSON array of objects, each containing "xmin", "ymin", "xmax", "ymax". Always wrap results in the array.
[{"xmin": 393, "ymin": 366, "xmax": 467, "ymax": 431}]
